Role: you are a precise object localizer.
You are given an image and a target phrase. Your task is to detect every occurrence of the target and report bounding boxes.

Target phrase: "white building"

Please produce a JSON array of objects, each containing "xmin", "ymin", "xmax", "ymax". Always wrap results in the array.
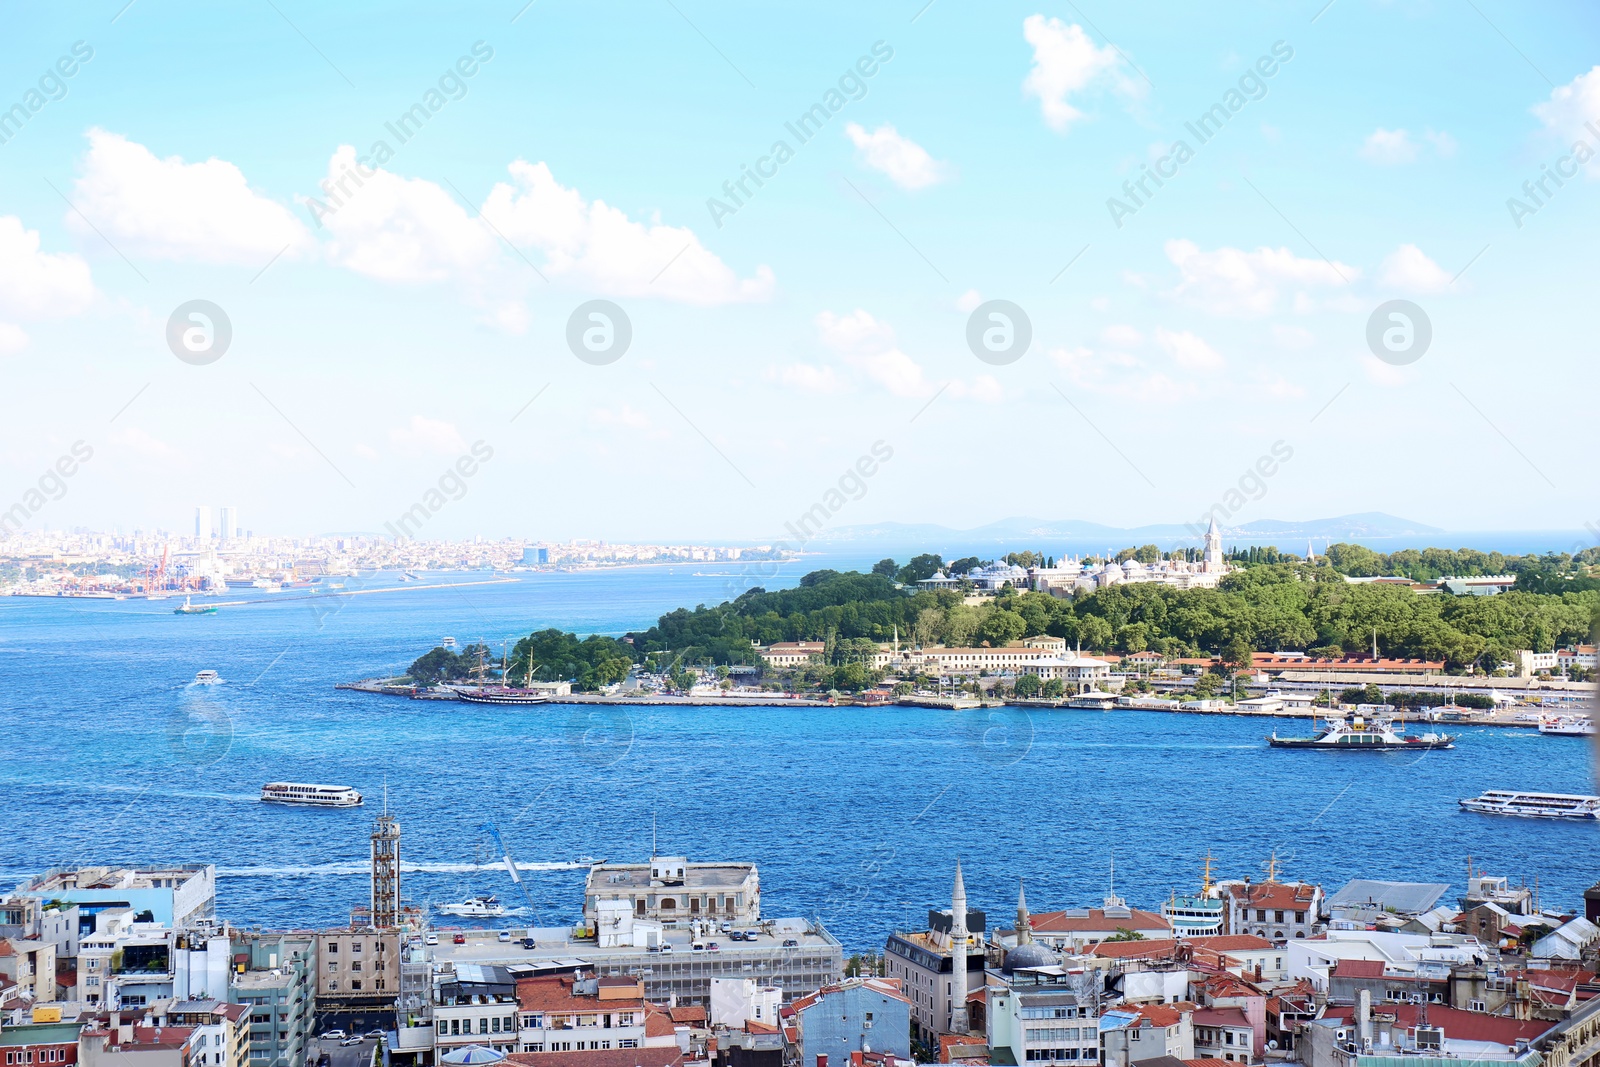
[{"xmin": 710, "ymin": 977, "xmax": 782, "ymax": 1028}]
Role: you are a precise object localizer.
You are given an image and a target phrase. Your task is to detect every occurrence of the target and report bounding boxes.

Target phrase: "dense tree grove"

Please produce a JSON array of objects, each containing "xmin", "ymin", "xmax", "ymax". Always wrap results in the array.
[
  {"xmin": 626, "ymin": 561, "xmax": 1597, "ymax": 674},
  {"xmin": 411, "ymin": 549, "xmax": 1599, "ymax": 689}
]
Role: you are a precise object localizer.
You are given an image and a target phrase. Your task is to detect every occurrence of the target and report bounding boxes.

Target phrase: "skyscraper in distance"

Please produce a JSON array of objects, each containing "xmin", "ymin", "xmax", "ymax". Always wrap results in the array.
[
  {"xmin": 219, "ymin": 506, "xmax": 237, "ymax": 540},
  {"xmin": 195, "ymin": 506, "xmax": 212, "ymax": 540}
]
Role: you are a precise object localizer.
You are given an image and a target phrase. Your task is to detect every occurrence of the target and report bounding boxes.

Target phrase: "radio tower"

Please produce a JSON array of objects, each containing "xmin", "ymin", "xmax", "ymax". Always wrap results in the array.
[{"xmin": 371, "ymin": 785, "xmax": 401, "ymax": 929}]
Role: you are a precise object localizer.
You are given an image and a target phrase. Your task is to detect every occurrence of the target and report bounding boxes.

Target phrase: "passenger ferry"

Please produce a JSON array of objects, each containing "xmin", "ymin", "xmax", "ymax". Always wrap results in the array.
[
  {"xmin": 193, "ymin": 670, "xmax": 222, "ymax": 685},
  {"xmin": 1267, "ymin": 713, "xmax": 1454, "ymax": 750},
  {"xmin": 1459, "ymin": 790, "xmax": 1600, "ymax": 820},
  {"xmin": 1538, "ymin": 714, "xmax": 1596, "ymax": 736},
  {"xmin": 260, "ymin": 782, "xmax": 364, "ymax": 807}
]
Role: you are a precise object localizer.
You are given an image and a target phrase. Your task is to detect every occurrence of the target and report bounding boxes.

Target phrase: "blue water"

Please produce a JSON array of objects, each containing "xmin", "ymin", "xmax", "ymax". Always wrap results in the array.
[{"xmin": 2, "ymin": 562, "xmax": 1596, "ymax": 951}]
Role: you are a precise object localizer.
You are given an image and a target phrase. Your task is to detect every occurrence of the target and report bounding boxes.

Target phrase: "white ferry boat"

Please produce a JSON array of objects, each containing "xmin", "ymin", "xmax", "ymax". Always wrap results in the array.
[
  {"xmin": 1459, "ymin": 790, "xmax": 1600, "ymax": 820},
  {"xmin": 1538, "ymin": 714, "xmax": 1596, "ymax": 736},
  {"xmin": 1267, "ymin": 713, "xmax": 1454, "ymax": 750},
  {"xmin": 260, "ymin": 782, "xmax": 364, "ymax": 807},
  {"xmin": 435, "ymin": 895, "xmax": 506, "ymax": 917},
  {"xmin": 193, "ymin": 670, "xmax": 222, "ymax": 685}
]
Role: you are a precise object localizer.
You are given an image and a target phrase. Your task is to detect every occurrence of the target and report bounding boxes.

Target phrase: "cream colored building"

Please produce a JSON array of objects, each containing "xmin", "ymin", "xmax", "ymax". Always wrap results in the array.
[{"xmin": 584, "ymin": 856, "xmax": 760, "ymax": 926}]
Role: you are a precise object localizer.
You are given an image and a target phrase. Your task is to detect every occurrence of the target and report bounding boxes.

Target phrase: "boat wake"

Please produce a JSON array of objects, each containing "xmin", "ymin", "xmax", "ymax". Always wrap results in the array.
[{"xmin": 216, "ymin": 861, "xmax": 591, "ymax": 877}]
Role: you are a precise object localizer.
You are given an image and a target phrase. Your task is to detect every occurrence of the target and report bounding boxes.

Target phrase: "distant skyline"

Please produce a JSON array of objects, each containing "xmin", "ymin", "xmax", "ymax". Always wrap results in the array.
[{"xmin": 1, "ymin": 2, "xmax": 1596, "ymax": 542}]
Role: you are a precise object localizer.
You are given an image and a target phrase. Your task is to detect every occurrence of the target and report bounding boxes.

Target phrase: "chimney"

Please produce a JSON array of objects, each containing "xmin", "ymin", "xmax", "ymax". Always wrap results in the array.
[{"xmin": 1357, "ymin": 989, "xmax": 1372, "ymax": 1051}]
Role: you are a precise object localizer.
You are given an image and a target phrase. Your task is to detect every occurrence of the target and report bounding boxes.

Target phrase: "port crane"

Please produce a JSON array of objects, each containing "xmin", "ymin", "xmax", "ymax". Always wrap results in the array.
[{"xmin": 480, "ymin": 821, "xmax": 540, "ymax": 924}]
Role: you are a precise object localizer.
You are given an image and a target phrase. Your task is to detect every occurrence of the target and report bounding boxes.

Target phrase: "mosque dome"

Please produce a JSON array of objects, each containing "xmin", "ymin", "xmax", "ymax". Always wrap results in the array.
[{"xmin": 1002, "ymin": 941, "xmax": 1058, "ymax": 974}]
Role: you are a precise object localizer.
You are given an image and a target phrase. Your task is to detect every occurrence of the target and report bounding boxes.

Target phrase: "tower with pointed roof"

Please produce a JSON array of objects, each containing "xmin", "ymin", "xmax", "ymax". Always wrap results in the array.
[
  {"xmin": 1016, "ymin": 878, "xmax": 1031, "ymax": 945},
  {"xmin": 1204, "ymin": 516, "xmax": 1225, "ymax": 573},
  {"xmin": 950, "ymin": 861, "xmax": 970, "ymax": 1034}
]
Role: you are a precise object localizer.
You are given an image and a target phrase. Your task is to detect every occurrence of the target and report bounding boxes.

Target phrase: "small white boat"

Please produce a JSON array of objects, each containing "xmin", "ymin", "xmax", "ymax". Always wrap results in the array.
[
  {"xmin": 1459, "ymin": 790, "xmax": 1600, "ymax": 820},
  {"xmin": 1538, "ymin": 714, "xmax": 1595, "ymax": 736},
  {"xmin": 260, "ymin": 782, "xmax": 364, "ymax": 807},
  {"xmin": 194, "ymin": 670, "xmax": 223, "ymax": 685},
  {"xmin": 435, "ymin": 895, "xmax": 506, "ymax": 917}
]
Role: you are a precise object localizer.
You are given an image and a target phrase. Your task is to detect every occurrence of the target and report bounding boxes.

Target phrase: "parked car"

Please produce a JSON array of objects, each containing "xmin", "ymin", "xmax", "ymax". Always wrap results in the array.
[
  {"xmin": 782, "ymin": 939, "xmax": 799, "ymax": 947},
  {"xmin": 364, "ymin": 1031, "xmax": 385, "ymax": 1040},
  {"xmin": 690, "ymin": 941, "xmax": 706, "ymax": 952},
  {"xmin": 658, "ymin": 943, "xmax": 674, "ymax": 954},
  {"xmin": 497, "ymin": 931, "xmax": 511, "ymax": 942},
  {"xmin": 424, "ymin": 934, "xmax": 438, "ymax": 946},
  {"xmin": 706, "ymin": 941, "xmax": 720, "ymax": 951},
  {"xmin": 339, "ymin": 1037, "xmax": 364, "ymax": 1047},
  {"xmin": 320, "ymin": 1031, "xmax": 346, "ymax": 1041},
  {"xmin": 719, "ymin": 921, "xmax": 731, "ymax": 933},
  {"xmin": 453, "ymin": 932, "xmax": 466, "ymax": 944},
  {"xmin": 521, "ymin": 937, "xmax": 536, "ymax": 949}
]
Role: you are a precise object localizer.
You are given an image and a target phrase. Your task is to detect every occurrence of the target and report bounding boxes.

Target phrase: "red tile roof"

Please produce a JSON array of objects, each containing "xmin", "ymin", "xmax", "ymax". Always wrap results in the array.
[
  {"xmin": 1320, "ymin": 1004, "xmax": 1552, "ymax": 1046},
  {"xmin": 1222, "ymin": 882, "xmax": 1317, "ymax": 909},
  {"xmin": 1331, "ymin": 959, "xmax": 1386, "ymax": 979},
  {"xmin": 1032, "ymin": 909, "xmax": 1171, "ymax": 933},
  {"xmin": 668, "ymin": 1006, "xmax": 707, "ymax": 1024},
  {"xmin": 1193, "ymin": 1008, "xmax": 1251, "ymax": 1028},
  {"xmin": 516, "ymin": 976, "xmax": 645, "ymax": 1014}
]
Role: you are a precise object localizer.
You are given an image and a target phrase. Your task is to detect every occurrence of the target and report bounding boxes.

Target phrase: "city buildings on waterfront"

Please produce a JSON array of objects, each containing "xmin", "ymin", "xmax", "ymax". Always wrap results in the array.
[{"xmin": 8, "ymin": 817, "xmax": 1600, "ymax": 1067}]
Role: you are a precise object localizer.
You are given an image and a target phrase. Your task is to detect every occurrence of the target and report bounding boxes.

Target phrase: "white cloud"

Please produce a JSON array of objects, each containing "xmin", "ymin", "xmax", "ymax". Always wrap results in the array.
[
  {"xmin": 0, "ymin": 215, "xmax": 95, "ymax": 351},
  {"xmin": 318, "ymin": 147, "xmax": 498, "ymax": 284},
  {"xmin": 856, "ymin": 347, "xmax": 931, "ymax": 399},
  {"xmin": 0, "ymin": 322, "xmax": 28, "ymax": 355},
  {"xmin": 1154, "ymin": 327, "xmax": 1224, "ymax": 370},
  {"xmin": 0, "ymin": 216, "xmax": 95, "ymax": 320},
  {"xmin": 70, "ymin": 129, "xmax": 311, "ymax": 265},
  {"xmin": 1533, "ymin": 67, "xmax": 1600, "ymax": 176},
  {"xmin": 771, "ymin": 363, "xmax": 842, "ymax": 393},
  {"xmin": 388, "ymin": 415, "xmax": 467, "ymax": 456},
  {"xmin": 1050, "ymin": 344, "xmax": 1192, "ymax": 402},
  {"xmin": 1360, "ymin": 128, "xmax": 1417, "ymax": 165},
  {"xmin": 1022, "ymin": 15, "xmax": 1133, "ymax": 132},
  {"xmin": 816, "ymin": 308, "xmax": 896, "ymax": 353},
  {"xmin": 1100, "ymin": 324, "xmax": 1143, "ymax": 347},
  {"xmin": 1379, "ymin": 243, "xmax": 1452, "ymax": 293},
  {"xmin": 1359, "ymin": 127, "xmax": 1455, "ymax": 164},
  {"xmin": 485, "ymin": 160, "xmax": 773, "ymax": 304},
  {"xmin": 844, "ymin": 123, "xmax": 948, "ymax": 190},
  {"xmin": 1424, "ymin": 130, "xmax": 1458, "ymax": 158},
  {"xmin": 1164, "ymin": 238, "xmax": 1356, "ymax": 317},
  {"xmin": 949, "ymin": 375, "xmax": 1004, "ymax": 403}
]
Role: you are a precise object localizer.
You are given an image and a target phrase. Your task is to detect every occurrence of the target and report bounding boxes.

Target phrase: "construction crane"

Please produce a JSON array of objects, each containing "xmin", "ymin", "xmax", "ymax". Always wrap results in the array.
[{"xmin": 480, "ymin": 821, "xmax": 540, "ymax": 925}]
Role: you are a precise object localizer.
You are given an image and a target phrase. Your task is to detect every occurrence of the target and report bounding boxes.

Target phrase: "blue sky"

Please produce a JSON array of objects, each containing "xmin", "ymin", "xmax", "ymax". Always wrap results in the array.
[{"xmin": 1, "ymin": 0, "xmax": 1595, "ymax": 544}]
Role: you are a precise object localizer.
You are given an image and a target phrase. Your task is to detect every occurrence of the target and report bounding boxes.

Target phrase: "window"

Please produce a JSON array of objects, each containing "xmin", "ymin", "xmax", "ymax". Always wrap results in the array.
[
  {"xmin": 351, "ymin": 981, "xmax": 362, "ymax": 991},
  {"xmin": 376, "ymin": 978, "xmax": 385, "ymax": 990},
  {"xmin": 492, "ymin": 1019, "xmax": 501, "ymax": 1034},
  {"xmin": 1294, "ymin": 910, "xmax": 1306, "ymax": 923},
  {"xmin": 327, "ymin": 942, "xmax": 338, "ymax": 953},
  {"xmin": 437, "ymin": 1023, "xmax": 447, "ymax": 1036},
  {"xmin": 1469, "ymin": 999, "xmax": 1487, "ymax": 1013},
  {"xmin": 480, "ymin": 1019, "xmax": 490, "ymax": 1035},
  {"xmin": 1274, "ymin": 911, "xmax": 1285, "ymax": 923},
  {"xmin": 451, "ymin": 1020, "xmax": 461, "ymax": 1036},
  {"xmin": 1256, "ymin": 910, "xmax": 1267, "ymax": 922},
  {"xmin": 352, "ymin": 942, "xmax": 362, "ymax": 953},
  {"xmin": 351, "ymin": 962, "xmax": 362, "ymax": 972},
  {"xmin": 619, "ymin": 1040, "xmax": 638, "ymax": 1050},
  {"xmin": 327, "ymin": 962, "xmax": 338, "ymax": 972}
]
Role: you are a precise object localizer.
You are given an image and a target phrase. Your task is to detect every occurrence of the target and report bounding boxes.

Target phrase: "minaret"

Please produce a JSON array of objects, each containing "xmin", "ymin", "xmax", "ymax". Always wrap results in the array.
[
  {"xmin": 1306, "ymin": 539, "xmax": 1315, "ymax": 563},
  {"xmin": 1016, "ymin": 879, "xmax": 1032, "ymax": 945},
  {"xmin": 950, "ymin": 862, "xmax": 970, "ymax": 1034}
]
